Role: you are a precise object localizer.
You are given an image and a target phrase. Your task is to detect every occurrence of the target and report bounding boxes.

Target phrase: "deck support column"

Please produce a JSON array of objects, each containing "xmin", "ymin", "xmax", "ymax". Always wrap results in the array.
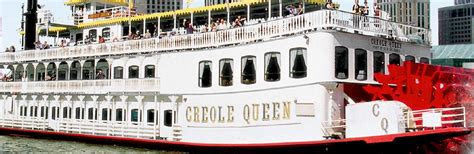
[
  {"xmin": 91, "ymin": 95, "xmax": 99, "ymax": 135},
  {"xmin": 105, "ymin": 95, "xmax": 114, "ymax": 136},
  {"xmin": 208, "ymin": 10, "xmax": 211, "ymax": 28},
  {"xmin": 42, "ymin": 95, "xmax": 49, "ymax": 130},
  {"xmin": 11, "ymin": 95, "xmax": 17, "ymax": 118},
  {"xmin": 20, "ymin": 95, "xmax": 27, "ymax": 117},
  {"xmin": 32, "ymin": 63, "xmax": 38, "ymax": 81},
  {"xmin": 54, "ymin": 62, "xmax": 61, "ymax": 81},
  {"xmin": 78, "ymin": 95, "xmax": 85, "ymax": 122},
  {"xmin": 268, "ymin": 0, "xmax": 272, "ymax": 20},
  {"xmin": 169, "ymin": 95, "xmax": 179, "ymax": 124},
  {"xmin": 136, "ymin": 95, "xmax": 145, "ymax": 138},
  {"xmin": 65, "ymin": 95, "xmax": 73, "ymax": 119},
  {"xmin": 120, "ymin": 95, "xmax": 128, "ymax": 124},
  {"xmin": 31, "ymin": 95, "xmax": 37, "ymax": 117},
  {"xmin": 53, "ymin": 95, "xmax": 60, "ymax": 122}
]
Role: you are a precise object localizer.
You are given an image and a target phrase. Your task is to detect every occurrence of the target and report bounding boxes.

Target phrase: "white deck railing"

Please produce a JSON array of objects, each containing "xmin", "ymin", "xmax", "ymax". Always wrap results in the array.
[
  {"xmin": 322, "ymin": 107, "xmax": 467, "ymax": 139},
  {"xmin": 0, "ymin": 116, "xmax": 160, "ymax": 140},
  {"xmin": 0, "ymin": 78, "xmax": 160, "ymax": 93},
  {"xmin": 0, "ymin": 10, "xmax": 430, "ymax": 63}
]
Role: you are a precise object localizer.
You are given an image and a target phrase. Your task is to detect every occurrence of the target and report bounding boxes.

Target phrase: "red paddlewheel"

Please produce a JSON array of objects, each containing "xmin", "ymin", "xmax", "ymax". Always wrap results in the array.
[{"xmin": 363, "ymin": 61, "xmax": 474, "ymax": 153}]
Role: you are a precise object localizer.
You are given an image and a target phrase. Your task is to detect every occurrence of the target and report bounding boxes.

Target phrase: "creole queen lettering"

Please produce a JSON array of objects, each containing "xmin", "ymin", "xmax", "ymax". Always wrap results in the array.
[{"xmin": 185, "ymin": 102, "xmax": 291, "ymax": 124}]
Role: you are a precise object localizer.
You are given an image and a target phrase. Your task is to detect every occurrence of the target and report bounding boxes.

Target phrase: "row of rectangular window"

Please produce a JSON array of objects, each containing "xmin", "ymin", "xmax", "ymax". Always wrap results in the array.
[
  {"xmin": 335, "ymin": 46, "xmax": 429, "ymax": 80},
  {"xmin": 113, "ymin": 65, "xmax": 156, "ymax": 79},
  {"xmin": 199, "ymin": 48, "xmax": 308, "ymax": 88},
  {"xmin": 20, "ymin": 106, "xmax": 173, "ymax": 127}
]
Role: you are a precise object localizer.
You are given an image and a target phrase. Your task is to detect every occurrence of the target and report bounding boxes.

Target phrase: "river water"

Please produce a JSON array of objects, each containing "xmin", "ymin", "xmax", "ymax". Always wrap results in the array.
[{"xmin": 0, "ymin": 135, "xmax": 170, "ymax": 153}]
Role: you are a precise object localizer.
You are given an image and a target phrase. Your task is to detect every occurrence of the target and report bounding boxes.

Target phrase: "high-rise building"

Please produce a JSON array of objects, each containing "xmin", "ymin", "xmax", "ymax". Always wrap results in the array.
[
  {"xmin": 455, "ymin": 0, "xmax": 474, "ymax": 5},
  {"xmin": 438, "ymin": 3, "xmax": 474, "ymax": 45},
  {"xmin": 377, "ymin": 0, "xmax": 430, "ymax": 29},
  {"xmin": 205, "ymin": 0, "xmax": 241, "ymax": 6},
  {"xmin": 136, "ymin": 0, "xmax": 184, "ymax": 14}
]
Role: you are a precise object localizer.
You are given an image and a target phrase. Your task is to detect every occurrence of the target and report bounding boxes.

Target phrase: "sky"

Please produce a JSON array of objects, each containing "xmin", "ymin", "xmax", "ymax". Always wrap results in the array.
[{"xmin": 0, "ymin": 0, "xmax": 452, "ymax": 51}]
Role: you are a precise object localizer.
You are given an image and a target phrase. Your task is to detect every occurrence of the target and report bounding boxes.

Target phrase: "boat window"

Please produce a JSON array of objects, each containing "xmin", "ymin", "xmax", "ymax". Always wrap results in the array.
[
  {"xmin": 102, "ymin": 108, "xmax": 111, "ymax": 121},
  {"xmin": 389, "ymin": 53, "xmax": 401, "ymax": 65},
  {"xmin": 373, "ymin": 51, "xmax": 385, "ymax": 74},
  {"xmin": 265, "ymin": 52, "xmax": 281, "ymax": 82},
  {"xmin": 75, "ymin": 107, "xmax": 84, "ymax": 119},
  {"xmin": 145, "ymin": 65, "xmax": 155, "ymax": 78},
  {"xmin": 30, "ymin": 106, "xmax": 35, "ymax": 117},
  {"xmin": 58, "ymin": 62, "xmax": 68, "ymax": 80},
  {"xmin": 241, "ymin": 56, "xmax": 256, "ymax": 84},
  {"xmin": 70, "ymin": 61, "xmax": 81, "ymax": 80},
  {"xmin": 40, "ymin": 106, "xmax": 49, "ymax": 118},
  {"xmin": 102, "ymin": 28, "xmax": 111, "ymax": 39},
  {"xmin": 290, "ymin": 48, "xmax": 307, "ymax": 78},
  {"xmin": 199, "ymin": 61, "xmax": 212, "ymax": 88},
  {"xmin": 131, "ymin": 109, "xmax": 142, "ymax": 122},
  {"xmin": 36, "ymin": 64, "xmax": 45, "ymax": 81},
  {"xmin": 114, "ymin": 66, "xmax": 123, "ymax": 79},
  {"xmin": 116, "ymin": 109, "xmax": 124, "ymax": 121},
  {"xmin": 14, "ymin": 65, "xmax": 24, "ymax": 82},
  {"xmin": 405, "ymin": 55, "xmax": 416, "ymax": 62},
  {"xmin": 219, "ymin": 59, "xmax": 234, "ymax": 86},
  {"xmin": 52, "ymin": 107, "xmax": 58, "ymax": 120},
  {"xmin": 147, "ymin": 109, "xmax": 155, "ymax": 123},
  {"xmin": 20, "ymin": 106, "xmax": 25, "ymax": 116},
  {"xmin": 335, "ymin": 46, "xmax": 349, "ymax": 79},
  {"xmin": 129, "ymin": 65, "xmax": 139, "ymax": 79},
  {"xmin": 420, "ymin": 57, "xmax": 430, "ymax": 64},
  {"xmin": 164, "ymin": 110, "xmax": 173, "ymax": 127},
  {"xmin": 355, "ymin": 49, "xmax": 367, "ymax": 81},
  {"xmin": 63, "ymin": 107, "xmax": 72, "ymax": 119},
  {"xmin": 88, "ymin": 108, "xmax": 97, "ymax": 120},
  {"xmin": 20, "ymin": 106, "xmax": 24, "ymax": 116},
  {"xmin": 89, "ymin": 29, "xmax": 97, "ymax": 42}
]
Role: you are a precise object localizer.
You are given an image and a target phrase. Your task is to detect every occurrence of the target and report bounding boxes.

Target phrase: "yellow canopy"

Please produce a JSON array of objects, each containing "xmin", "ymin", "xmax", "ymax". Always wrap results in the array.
[{"xmin": 19, "ymin": 26, "xmax": 69, "ymax": 35}]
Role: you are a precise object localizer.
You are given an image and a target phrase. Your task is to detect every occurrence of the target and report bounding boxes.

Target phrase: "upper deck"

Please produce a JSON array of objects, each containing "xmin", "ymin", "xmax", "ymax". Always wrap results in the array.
[{"xmin": 0, "ymin": 10, "xmax": 431, "ymax": 64}]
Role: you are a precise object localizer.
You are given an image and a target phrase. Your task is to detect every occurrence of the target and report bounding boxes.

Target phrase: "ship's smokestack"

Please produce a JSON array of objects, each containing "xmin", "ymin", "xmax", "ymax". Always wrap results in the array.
[{"xmin": 24, "ymin": 0, "xmax": 38, "ymax": 50}]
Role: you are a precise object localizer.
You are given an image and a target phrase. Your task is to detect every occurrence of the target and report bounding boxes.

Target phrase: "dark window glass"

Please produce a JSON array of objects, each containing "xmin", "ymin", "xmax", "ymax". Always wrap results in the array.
[
  {"xmin": 147, "ymin": 109, "xmax": 155, "ymax": 123},
  {"xmin": 145, "ymin": 65, "xmax": 155, "ymax": 78},
  {"xmin": 116, "ymin": 109, "xmax": 124, "ymax": 122},
  {"xmin": 219, "ymin": 59, "xmax": 234, "ymax": 86},
  {"xmin": 405, "ymin": 55, "xmax": 416, "ymax": 62},
  {"xmin": 420, "ymin": 57, "xmax": 430, "ymax": 64},
  {"xmin": 75, "ymin": 108, "xmax": 84, "ymax": 119},
  {"xmin": 89, "ymin": 29, "xmax": 97, "ymax": 42},
  {"xmin": 114, "ymin": 66, "xmax": 123, "ymax": 79},
  {"xmin": 63, "ymin": 107, "xmax": 71, "ymax": 119},
  {"xmin": 389, "ymin": 53, "xmax": 401, "ymax": 65},
  {"xmin": 373, "ymin": 51, "xmax": 385, "ymax": 74},
  {"xmin": 241, "ymin": 56, "xmax": 256, "ymax": 84},
  {"xmin": 129, "ymin": 66, "xmax": 139, "ymax": 78},
  {"xmin": 290, "ymin": 48, "xmax": 307, "ymax": 78},
  {"xmin": 355, "ymin": 49, "xmax": 367, "ymax": 81},
  {"xmin": 335, "ymin": 46, "xmax": 349, "ymax": 79},
  {"xmin": 52, "ymin": 107, "xmax": 57, "ymax": 120},
  {"xmin": 199, "ymin": 61, "xmax": 212, "ymax": 88},
  {"xmin": 88, "ymin": 108, "xmax": 97, "ymax": 120},
  {"xmin": 265, "ymin": 52, "xmax": 281, "ymax": 82},
  {"xmin": 131, "ymin": 109, "xmax": 141, "ymax": 122},
  {"xmin": 102, "ymin": 28, "xmax": 111, "ymax": 39},
  {"xmin": 102, "ymin": 108, "xmax": 111, "ymax": 121},
  {"xmin": 164, "ymin": 110, "xmax": 172, "ymax": 127}
]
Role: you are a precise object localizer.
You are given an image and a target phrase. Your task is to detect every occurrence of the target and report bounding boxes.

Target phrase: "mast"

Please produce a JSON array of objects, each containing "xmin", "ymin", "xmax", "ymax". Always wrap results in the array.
[{"xmin": 24, "ymin": 0, "xmax": 38, "ymax": 50}]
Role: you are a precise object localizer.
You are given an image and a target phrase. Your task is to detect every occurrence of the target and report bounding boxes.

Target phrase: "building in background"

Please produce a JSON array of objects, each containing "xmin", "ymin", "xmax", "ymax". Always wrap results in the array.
[
  {"xmin": 136, "ymin": 0, "xmax": 184, "ymax": 14},
  {"xmin": 431, "ymin": 44, "xmax": 474, "ymax": 68},
  {"xmin": 205, "ymin": 0, "xmax": 241, "ymax": 6},
  {"xmin": 438, "ymin": 3, "xmax": 474, "ymax": 45},
  {"xmin": 455, "ymin": 0, "xmax": 474, "ymax": 5},
  {"xmin": 377, "ymin": 0, "xmax": 430, "ymax": 29}
]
